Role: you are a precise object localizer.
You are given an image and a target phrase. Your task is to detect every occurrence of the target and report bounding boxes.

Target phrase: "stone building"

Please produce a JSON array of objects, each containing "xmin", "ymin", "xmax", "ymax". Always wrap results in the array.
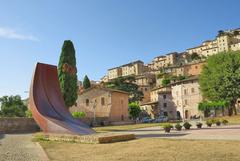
[
  {"xmin": 158, "ymin": 91, "xmax": 177, "ymax": 120},
  {"xmin": 107, "ymin": 60, "xmax": 146, "ymax": 80},
  {"xmin": 187, "ymin": 28, "xmax": 240, "ymax": 57},
  {"xmin": 171, "ymin": 76, "xmax": 202, "ymax": 119},
  {"xmin": 147, "ymin": 52, "xmax": 178, "ymax": 70},
  {"xmin": 70, "ymin": 86, "xmax": 129, "ymax": 124},
  {"xmin": 150, "ymin": 86, "xmax": 171, "ymax": 102}
]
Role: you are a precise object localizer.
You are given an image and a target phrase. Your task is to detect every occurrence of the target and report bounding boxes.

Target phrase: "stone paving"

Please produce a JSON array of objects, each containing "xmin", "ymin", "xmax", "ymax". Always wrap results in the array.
[
  {"xmin": 115, "ymin": 124, "xmax": 240, "ymax": 140},
  {"xmin": 0, "ymin": 133, "xmax": 48, "ymax": 161}
]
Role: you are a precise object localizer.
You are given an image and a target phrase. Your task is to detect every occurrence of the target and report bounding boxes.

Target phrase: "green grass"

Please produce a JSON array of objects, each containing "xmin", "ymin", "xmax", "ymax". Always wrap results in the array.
[
  {"xmin": 93, "ymin": 123, "xmax": 166, "ymax": 132},
  {"xmin": 213, "ymin": 114, "xmax": 240, "ymax": 125}
]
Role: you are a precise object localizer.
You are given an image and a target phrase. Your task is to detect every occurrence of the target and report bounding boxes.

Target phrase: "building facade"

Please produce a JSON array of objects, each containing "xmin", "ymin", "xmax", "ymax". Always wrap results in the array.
[
  {"xmin": 187, "ymin": 29, "xmax": 240, "ymax": 57},
  {"xmin": 70, "ymin": 86, "xmax": 129, "ymax": 124},
  {"xmin": 171, "ymin": 77, "xmax": 202, "ymax": 119}
]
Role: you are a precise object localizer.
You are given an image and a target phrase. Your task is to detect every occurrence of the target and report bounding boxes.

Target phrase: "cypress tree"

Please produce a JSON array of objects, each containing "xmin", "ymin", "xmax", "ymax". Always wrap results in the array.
[
  {"xmin": 83, "ymin": 75, "xmax": 91, "ymax": 89},
  {"xmin": 58, "ymin": 40, "xmax": 78, "ymax": 108}
]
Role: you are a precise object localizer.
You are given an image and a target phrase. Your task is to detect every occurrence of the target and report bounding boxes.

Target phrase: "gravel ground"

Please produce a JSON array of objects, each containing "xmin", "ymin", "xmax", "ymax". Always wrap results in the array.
[{"xmin": 0, "ymin": 133, "xmax": 48, "ymax": 161}]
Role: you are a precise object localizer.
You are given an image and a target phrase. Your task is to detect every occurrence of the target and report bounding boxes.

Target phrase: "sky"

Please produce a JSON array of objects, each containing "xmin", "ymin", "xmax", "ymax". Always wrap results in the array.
[{"xmin": 0, "ymin": 0, "xmax": 240, "ymax": 99}]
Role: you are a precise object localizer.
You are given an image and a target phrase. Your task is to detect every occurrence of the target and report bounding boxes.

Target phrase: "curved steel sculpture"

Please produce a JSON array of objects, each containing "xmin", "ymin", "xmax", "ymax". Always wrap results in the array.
[{"xmin": 29, "ymin": 63, "xmax": 95, "ymax": 135}]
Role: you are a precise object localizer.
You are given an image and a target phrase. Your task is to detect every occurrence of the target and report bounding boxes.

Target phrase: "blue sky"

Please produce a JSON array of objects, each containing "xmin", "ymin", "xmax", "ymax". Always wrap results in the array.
[{"xmin": 0, "ymin": 0, "xmax": 239, "ymax": 99}]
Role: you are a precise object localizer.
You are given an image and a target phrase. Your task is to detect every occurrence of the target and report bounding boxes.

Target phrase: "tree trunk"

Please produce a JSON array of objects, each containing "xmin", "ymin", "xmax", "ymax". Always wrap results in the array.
[{"xmin": 221, "ymin": 107, "xmax": 225, "ymax": 116}]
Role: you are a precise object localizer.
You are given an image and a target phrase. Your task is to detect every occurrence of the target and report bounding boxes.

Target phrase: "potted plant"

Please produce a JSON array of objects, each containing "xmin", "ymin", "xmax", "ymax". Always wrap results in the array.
[
  {"xmin": 175, "ymin": 123, "xmax": 182, "ymax": 131},
  {"xmin": 222, "ymin": 119, "xmax": 229, "ymax": 125},
  {"xmin": 163, "ymin": 123, "xmax": 173, "ymax": 133},
  {"xmin": 206, "ymin": 119, "xmax": 213, "ymax": 127},
  {"xmin": 183, "ymin": 122, "xmax": 192, "ymax": 130},
  {"xmin": 215, "ymin": 119, "xmax": 221, "ymax": 126},
  {"xmin": 196, "ymin": 122, "xmax": 203, "ymax": 128}
]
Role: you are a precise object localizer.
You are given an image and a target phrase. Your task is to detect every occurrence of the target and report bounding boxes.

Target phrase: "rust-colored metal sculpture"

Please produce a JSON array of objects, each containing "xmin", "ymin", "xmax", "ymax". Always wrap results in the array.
[{"xmin": 29, "ymin": 63, "xmax": 95, "ymax": 135}]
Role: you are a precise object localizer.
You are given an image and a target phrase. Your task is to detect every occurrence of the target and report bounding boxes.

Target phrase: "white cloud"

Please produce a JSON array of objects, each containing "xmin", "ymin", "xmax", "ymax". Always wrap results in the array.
[{"xmin": 0, "ymin": 27, "xmax": 39, "ymax": 41}]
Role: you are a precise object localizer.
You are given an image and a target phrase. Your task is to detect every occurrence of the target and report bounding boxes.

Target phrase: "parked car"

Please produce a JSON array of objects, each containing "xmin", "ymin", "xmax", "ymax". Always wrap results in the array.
[
  {"xmin": 154, "ymin": 116, "xmax": 168, "ymax": 123},
  {"xmin": 141, "ymin": 117, "xmax": 154, "ymax": 123}
]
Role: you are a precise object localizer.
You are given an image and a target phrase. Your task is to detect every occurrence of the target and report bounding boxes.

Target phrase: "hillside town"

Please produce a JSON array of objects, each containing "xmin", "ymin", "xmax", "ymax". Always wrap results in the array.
[{"xmin": 71, "ymin": 28, "xmax": 240, "ymax": 124}]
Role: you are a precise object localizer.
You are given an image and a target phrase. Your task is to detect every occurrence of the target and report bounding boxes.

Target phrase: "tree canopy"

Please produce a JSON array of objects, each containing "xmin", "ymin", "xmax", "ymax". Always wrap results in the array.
[
  {"xmin": 105, "ymin": 76, "xmax": 144, "ymax": 103},
  {"xmin": 0, "ymin": 95, "xmax": 27, "ymax": 117},
  {"xmin": 199, "ymin": 51, "xmax": 240, "ymax": 115},
  {"xmin": 58, "ymin": 40, "xmax": 78, "ymax": 107},
  {"xmin": 128, "ymin": 102, "xmax": 141, "ymax": 120},
  {"xmin": 83, "ymin": 75, "xmax": 91, "ymax": 89}
]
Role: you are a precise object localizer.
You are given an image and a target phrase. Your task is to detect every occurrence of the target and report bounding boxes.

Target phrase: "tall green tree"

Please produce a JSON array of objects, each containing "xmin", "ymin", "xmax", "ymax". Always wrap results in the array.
[
  {"xmin": 83, "ymin": 75, "xmax": 91, "ymax": 89},
  {"xmin": 199, "ymin": 51, "xmax": 240, "ymax": 116},
  {"xmin": 0, "ymin": 95, "xmax": 27, "ymax": 117},
  {"xmin": 128, "ymin": 102, "xmax": 141, "ymax": 121},
  {"xmin": 58, "ymin": 40, "xmax": 78, "ymax": 107},
  {"xmin": 105, "ymin": 76, "xmax": 144, "ymax": 103}
]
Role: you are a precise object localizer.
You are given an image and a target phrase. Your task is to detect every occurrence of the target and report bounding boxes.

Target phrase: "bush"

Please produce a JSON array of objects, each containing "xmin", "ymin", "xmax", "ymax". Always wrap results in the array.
[
  {"xmin": 222, "ymin": 119, "xmax": 229, "ymax": 125},
  {"xmin": 71, "ymin": 111, "xmax": 86, "ymax": 118},
  {"xmin": 215, "ymin": 119, "xmax": 221, "ymax": 126},
  {"xmin": 25, "ymin": 110, "xmax": 32, "ymax": 118},
  {"xmin": 163, "ymin": 123, "xmax": 173, "ymax": 133},
  {"xmin": 206, "ymin": 119, "xmax": 213, "ymax": 127},
  {"xmin": 175, "ymin": 123, "xmax": 182, "ymax": 131},
  {"xmin": 183, "ymin": 122, "xmax": 192, "ymax": 130},
  {"xmin": 196, "ymin": 122, "xmax": 203, "ymax": 128}
]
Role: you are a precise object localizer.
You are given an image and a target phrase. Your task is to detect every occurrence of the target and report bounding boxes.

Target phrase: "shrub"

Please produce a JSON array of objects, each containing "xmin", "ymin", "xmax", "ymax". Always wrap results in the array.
[
  {"xmin": 206, "ymin": 119, "xmax": 213, "ymax": 127},
  {"xmin": 175, "ymin": 123, "xmax": 182, "ymax": 131},
  {"xmin": 183, "ymin": 122, "xmax": 192, "ymax": 130},
  {"xmin": 222, "ymin": 119, "xmax": 229, "ymax": 125},
  {"xmin": 25, "ymin": 110, "xmax": 32, "ymax": 118},
  {"xmin": 215, "ymin": 119, "xmax": 221, "ymax": 126},
  {"xmin": 163, "ymin": 123, "xmax": 173, "ymax": 133},
  {"xmin": 71, "ymin": 111, "xmax": 86, "ymax": 118},
  {"xmin": 196, "ymin": 122, "xmax": 203, "ymax": 128}
]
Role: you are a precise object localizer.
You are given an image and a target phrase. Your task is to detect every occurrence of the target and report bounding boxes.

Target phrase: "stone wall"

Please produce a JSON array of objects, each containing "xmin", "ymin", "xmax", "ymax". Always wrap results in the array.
[{"xmin": 0, "ymin": 118, "xmax": 39, "ymax": 133}]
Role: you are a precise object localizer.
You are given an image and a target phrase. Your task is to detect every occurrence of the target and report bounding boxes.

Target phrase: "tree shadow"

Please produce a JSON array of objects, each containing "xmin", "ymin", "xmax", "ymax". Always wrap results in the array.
[{"xmin": 0, "ymin": 133, "xmax": 5, "ymax": 140}]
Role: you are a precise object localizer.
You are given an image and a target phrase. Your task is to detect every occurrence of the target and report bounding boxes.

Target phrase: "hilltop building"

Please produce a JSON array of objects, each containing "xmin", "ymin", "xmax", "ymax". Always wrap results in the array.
[{"xmin": 187, "ymin": 28, "xmax": 240, "ymax": 57}]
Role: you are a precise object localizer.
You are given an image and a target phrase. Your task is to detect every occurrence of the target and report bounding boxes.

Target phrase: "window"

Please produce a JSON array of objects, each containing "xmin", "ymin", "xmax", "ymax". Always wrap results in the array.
[
  {"xmin": 191, "ymin": 88, "xmax": 195, "ymax": 93},
  {"xmin": 195, "ymin": 66, "xmax": 198, "ymax": 69},
  {"xmin": 101, "ymin": 97, "xmax": 105, "ymax": 105},
  {"xmin": 145, "ymin": 88, "xmax": 148, "ymax": 91},
  {"xmin": 86, "ymin": 99, "xmax": 89, "ymax": 106},
  {"xmin": 163, "ymin": 103, "xmax": 167, "ymax": 107},
  {"xmin": 163, "ymin": 95, "xmax": 166, "ymax": 99},
  {"xmin": 184, "ymin": 89, "xmax": 187, "ymax": 95},
  {"xmin": 184, "ymin": 99, "xmax": 188, "ymax": 105}
]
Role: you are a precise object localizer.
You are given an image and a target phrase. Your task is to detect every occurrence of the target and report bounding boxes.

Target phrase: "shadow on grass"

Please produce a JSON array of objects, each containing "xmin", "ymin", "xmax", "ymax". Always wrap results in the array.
[{"xmin": 136, "ymin": 133, "xmax": 189, "ymax": 138}]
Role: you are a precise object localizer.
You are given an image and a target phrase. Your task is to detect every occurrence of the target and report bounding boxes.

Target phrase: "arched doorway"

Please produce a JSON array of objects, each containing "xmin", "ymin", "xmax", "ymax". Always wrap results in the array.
[
  {"xmin": 185, "ymin": 110, "xmax": 189, "ymax": 119},
  {"xmin": 176, "ymin": 111, "xmax": 181, "ymax": 120}
]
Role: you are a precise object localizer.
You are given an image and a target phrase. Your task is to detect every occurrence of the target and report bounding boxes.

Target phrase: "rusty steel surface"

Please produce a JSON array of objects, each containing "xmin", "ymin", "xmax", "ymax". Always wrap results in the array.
[{"xmin": 29, "ymin": 62, "xmax": 95, "ymax": 135}]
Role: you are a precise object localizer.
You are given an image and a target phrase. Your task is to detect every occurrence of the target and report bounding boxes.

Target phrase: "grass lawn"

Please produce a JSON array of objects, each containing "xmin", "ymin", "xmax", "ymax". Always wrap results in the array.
[
  {"xmin": 93, "ymin": 123, "xmax": 165, "ymax": 132},
  {"xmin": 40, "ymin": 138, "xmax": 240, "ymax": 161}
]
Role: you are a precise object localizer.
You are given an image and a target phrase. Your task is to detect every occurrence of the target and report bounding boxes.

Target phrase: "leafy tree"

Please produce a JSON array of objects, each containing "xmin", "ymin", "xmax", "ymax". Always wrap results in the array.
[
  {"xmin": 128, "ymin": 102, "xmax": 141, "ymax": 120},
  {"xmin": 199, "ymin": 51, "xmax": 240, "ymax": 116},
  {"xmin": 83, "ymin": 75, "xmax": 91, "ymax": 89},
  {"xmin": 58, "ymin": 40, "xmax": 78, "ymax": 107},
  {"xmin": 198, "ymin": 100, "xmax": 228, "ymax": 117},
  {"xmin": 0, "ymin": 95, "xmax": 27, "ymax": 117},
  {"xmin": 105, "ymin": 76, "xmax": 143, "ymax": 102}
]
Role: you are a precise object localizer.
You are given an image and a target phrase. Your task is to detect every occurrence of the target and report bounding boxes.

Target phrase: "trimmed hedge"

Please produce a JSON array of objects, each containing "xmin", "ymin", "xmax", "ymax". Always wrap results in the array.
[{"xmin": 98, "ymin": 134, "xmax": 136, "ymax": 144}]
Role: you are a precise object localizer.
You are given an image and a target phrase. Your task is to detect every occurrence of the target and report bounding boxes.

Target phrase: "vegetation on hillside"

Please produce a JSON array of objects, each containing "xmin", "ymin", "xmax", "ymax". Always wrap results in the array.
[{"xmin": 105, "ymin": 76, "xmax": 144, "ymax": 102}]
